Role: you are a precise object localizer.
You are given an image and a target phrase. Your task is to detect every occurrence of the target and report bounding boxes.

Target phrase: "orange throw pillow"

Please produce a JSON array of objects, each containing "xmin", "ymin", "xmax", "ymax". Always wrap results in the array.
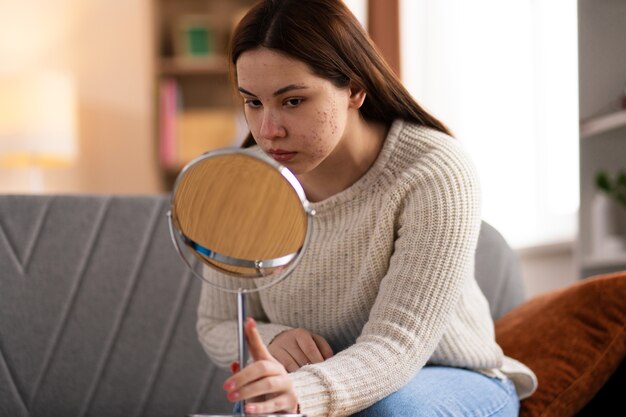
[{"xmin": 495, "ymin": 271, "xmax": 626, "ymax": 417}]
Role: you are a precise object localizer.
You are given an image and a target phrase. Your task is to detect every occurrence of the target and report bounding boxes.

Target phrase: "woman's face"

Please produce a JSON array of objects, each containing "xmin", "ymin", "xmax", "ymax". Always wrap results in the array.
[{"xmin": 236, "ymin": 47, "xmax": 360, "ymax": 176}]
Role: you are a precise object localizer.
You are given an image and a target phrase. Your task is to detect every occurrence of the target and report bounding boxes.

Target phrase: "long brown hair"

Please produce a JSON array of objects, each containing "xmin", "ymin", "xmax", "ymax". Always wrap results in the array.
[{"xmin": 230, "ymin": 0, "xmax": 452, "ymax": 147}]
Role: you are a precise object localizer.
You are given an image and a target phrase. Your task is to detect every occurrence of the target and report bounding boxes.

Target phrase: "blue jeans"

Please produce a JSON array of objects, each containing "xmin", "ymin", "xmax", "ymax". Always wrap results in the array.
[
  {"xmin": 353, "ymin": 366, "xmax": 519, "ymax": 417},
  {"xmin": 235, "ymin": 366, "xmax": 519, "ymax": 416}
]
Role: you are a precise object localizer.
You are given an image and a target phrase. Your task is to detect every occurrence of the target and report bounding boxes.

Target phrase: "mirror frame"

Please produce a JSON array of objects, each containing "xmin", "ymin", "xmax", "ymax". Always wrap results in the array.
[{"xmin": 167, "ymin": 148, "xmax": 315, "ymax": 294}]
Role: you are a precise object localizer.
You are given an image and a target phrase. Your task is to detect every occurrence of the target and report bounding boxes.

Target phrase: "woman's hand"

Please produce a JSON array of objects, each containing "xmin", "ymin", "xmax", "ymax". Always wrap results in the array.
[
  {"xmin": 269, "ymin": 328, "xmax": 334, "ymax": 372},
  {"xmin": 223, "ymin": 318, "xmax": 299, "ymax": 414}
]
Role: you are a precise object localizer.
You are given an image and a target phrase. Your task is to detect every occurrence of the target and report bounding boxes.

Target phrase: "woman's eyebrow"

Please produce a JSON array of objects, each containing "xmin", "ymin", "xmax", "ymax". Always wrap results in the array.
[
  {"xmin": 273, "ymin": 84, "xmax": 308, "ymax": 96},
  {"xmin": 238, "ymin": 84, "xmax": 308, "ymax": 98}
]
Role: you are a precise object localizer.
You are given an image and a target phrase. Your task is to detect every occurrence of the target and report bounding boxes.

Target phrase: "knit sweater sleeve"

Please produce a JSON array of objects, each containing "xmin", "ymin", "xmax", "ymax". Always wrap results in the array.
[
  {"xmin": 291, "ymin": 142, "xmax": 482, "ymax": 417},
  {"xmin": 196, "ymin": 269, "xmax": 294, "ymax": 368}
]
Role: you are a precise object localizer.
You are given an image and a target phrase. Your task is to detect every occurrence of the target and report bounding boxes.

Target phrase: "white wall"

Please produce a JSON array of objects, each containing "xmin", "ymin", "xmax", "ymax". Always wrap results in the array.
[
  {"xmin": 517, "ymin": 245, "xmax": 576, "ymax": 298},
  {"xmin": 578, "ymin": 0, "xmax": 626, "ymax": 120}
]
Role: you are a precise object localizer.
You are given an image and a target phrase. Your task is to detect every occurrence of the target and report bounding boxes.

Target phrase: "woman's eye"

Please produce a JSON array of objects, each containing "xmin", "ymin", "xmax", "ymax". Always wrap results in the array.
[
  {"xmin": 284, "ymin": 98, "xmax": 303, "ymax": 107},
  {"xmin": 245, "ymin": 99, "xmax": 262, "ymax": 108}
]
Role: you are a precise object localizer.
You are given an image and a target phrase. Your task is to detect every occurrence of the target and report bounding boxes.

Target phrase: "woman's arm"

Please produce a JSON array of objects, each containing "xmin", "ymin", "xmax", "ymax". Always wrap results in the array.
[
  {"xmin": 196, "ymin": 269, "xmax": 294, "ymax": 368},
  {"xmin": 290, "ymin": 145, "xmax": 486, "ymax": 417}
]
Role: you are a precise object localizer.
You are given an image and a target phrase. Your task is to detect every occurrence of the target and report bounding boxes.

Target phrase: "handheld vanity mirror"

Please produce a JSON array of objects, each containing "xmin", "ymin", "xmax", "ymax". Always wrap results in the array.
[{"xmin": 167, "ymin": 148, "xmax": 313, "ymax": 417}]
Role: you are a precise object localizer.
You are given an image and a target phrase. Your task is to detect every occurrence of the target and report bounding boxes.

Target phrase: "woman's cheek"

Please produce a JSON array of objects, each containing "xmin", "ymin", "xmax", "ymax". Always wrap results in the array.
[
  {"xmin": 308, "ymin": 111, "xmax": 333, "ymax": 159},
  {"xmin": 320, "ymin": 98, "xmax": 343, "ymax": 143}
]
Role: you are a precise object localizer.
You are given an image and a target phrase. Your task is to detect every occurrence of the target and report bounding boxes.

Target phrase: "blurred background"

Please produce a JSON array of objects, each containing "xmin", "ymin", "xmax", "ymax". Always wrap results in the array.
[{"xmin": 1, "ymin": 0, "xmax": 625, "ymax": 296}]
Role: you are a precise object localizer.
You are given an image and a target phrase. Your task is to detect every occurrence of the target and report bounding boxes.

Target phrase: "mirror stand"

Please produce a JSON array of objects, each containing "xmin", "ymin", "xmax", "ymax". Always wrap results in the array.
[
  {"xmin": 167, "ymin": 149, "xmax": 312, "ymax": 416},
  {"xmin": 167, "ymin": 211, "xmax": 251, "ymax": 414},
  {"xmin": 236, "ymin": 290, "xmax": 247, "ymax": 416}
]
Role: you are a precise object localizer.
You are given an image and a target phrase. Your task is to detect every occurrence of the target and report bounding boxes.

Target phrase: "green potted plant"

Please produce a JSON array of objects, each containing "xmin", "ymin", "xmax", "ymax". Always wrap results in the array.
[
  {"xmin": 592, "ymin": 169, "xmax": 626, "ymax": 256},
  {"xmin": 596, "ymin": 170, "xmax": 626, "ymax": 211}
]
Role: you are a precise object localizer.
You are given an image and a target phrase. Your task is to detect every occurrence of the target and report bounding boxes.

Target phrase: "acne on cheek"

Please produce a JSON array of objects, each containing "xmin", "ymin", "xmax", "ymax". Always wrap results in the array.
[
  {"xmin": 309, "ymin": 131, "xmax": 326, "ymax": 158},
  {"xmin": 316, "ymin": 109, "xmax": 338, "ymax": 136},
  {"xmin": 330, "ymin": 102, "xmax": 338, "ymax": 135},
  {"xmin": 311, "ymin": 111, "xmax": 333, "ymax": 157},
  {"xmin": 330, "ymin": 114, "xmax": 338, "ymax": 136}
]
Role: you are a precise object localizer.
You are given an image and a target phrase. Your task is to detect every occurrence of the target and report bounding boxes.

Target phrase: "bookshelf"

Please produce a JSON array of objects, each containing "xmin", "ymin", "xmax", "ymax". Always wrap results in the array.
[
  {"xmin": 154, "ymin": 0, "xmax": 255, "ymax": 189},
  {"xmin": 577, "ymin": 0, "xmax": 626, "ymax": 278},
  {"xmin": 578, "ymin": 110, "xmax": 626, "ymax": 277},
  {"xmin": 580, "ymin": 110, "xmax": 626, "ymax": 140},
  {"xmin": 578, "ymin": 118, "xmax": 626, "ymax": 277}
]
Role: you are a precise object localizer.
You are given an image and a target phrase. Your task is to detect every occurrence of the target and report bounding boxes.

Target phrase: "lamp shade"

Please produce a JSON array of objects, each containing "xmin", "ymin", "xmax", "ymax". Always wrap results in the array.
[{"xmin": 0, "ymin": 71, "xmax": 77, "ymax": 167}]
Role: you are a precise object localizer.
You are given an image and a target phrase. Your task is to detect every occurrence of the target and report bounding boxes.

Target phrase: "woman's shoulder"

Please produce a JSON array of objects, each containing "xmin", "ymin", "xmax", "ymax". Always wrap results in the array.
[
  {"xmin": 387, "ymin": 119, "xmax": 479, "ymax": 192},
  {"xmin": 387, "ymin": 120, "xmax": 481, "ymax": 232}
]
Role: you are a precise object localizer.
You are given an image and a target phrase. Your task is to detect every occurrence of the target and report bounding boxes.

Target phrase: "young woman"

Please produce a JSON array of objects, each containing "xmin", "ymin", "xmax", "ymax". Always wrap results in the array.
[{"xmin": 197, "ymin": 0, "xmax": 537, "ymax": 416}]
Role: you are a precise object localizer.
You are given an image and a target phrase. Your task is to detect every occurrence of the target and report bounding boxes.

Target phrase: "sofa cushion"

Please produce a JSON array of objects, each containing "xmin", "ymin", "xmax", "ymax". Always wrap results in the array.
[
  {"xmin": 495, "ymin": 271, "xmax": 626, "ymax": 417},
  {"xmin": 475, "ymin": 221, "xmax": 525, "ymax": 320}
]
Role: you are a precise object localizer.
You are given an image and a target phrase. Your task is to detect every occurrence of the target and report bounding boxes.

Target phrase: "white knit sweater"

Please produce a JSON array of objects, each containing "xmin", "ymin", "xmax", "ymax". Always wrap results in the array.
[{"xmin": 197, "ymin": 120, "xmax": 536, "ymax": 417}]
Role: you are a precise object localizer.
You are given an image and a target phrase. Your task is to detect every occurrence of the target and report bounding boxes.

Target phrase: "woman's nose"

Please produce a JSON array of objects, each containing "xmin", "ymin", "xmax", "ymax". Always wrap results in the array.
[{"xmin": 259, "ymin": 110, "xmax": 286, "ymax": 140}]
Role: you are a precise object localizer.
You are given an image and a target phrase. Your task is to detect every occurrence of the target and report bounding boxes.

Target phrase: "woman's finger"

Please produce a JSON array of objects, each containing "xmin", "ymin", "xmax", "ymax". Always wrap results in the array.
[
  {"xmin": 233, "ymin": 374, "xmax": 291, "ymax": 403},
  {"xmin": 271, "ymin": 348, "xmax": 300, "ymax": 373},
  {"xmin": 245, "ymin": 317, "xmax": 273, "ymax": 362},
  {"xmin": 285, "ymin": 344, "xmax": 313, "ymax": 367},
  {"xmin": 296, "ymin": 334, "xmax": 325, "ymax": 364},
  {"xmin": 245, "ymin": 392, "xmax": 298, "ymax": 414},
  {"xmin": 312, "ymin": 334, "xmax": 334, "ymax": 360},
  {"xmin": 224, "ymin": 360, "xmax": 284, "ymax": 401},
  {"xmin": 269, "ymin": 339, "xmax": 310, "ymax": 368}
]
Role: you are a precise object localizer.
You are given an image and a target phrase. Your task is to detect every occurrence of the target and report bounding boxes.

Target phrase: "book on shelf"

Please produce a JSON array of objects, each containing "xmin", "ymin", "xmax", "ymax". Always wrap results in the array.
[
  {"xmin": 158, "ymin": 78, "xmax": 245, "ymax": 170},
  {"xmin": 158, "ymin": 77, "xmax": 179, "ymax": 169}
]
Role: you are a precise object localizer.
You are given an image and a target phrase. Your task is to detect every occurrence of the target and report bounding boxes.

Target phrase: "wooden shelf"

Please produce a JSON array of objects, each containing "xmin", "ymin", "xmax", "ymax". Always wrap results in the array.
[
  {"xmin": 154, "ymin": 0, "xmax": 254, "ymax": 191},
  {"xmin": 159, "ymin": 56, "xmax": 229, "ymax": 76},
  {"xmin": 580, "ymin": 109, "xmax": 626, "ymax": 139},
  {"xmin": 581, "ymin": 252, "xmax": 626, "ymax": 269}
]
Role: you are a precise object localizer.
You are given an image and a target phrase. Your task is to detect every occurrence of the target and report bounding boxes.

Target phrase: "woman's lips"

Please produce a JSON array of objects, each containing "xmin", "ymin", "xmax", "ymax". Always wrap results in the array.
[{"xmin": 268, "ymin": 149, "xmax": 297, "ymax": 163}]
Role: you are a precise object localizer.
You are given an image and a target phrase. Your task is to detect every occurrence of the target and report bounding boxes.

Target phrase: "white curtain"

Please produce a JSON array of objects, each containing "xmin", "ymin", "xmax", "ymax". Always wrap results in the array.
[{"xmin": 400, "ymin": 0, "xmax": 579, "ymax": 249}]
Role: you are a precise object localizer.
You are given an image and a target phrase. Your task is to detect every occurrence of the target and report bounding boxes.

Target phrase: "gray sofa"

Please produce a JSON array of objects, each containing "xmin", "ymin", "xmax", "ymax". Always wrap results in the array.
[{"xmin": 0, "ymin": 194, "xmax": 525, "ymax": 417}]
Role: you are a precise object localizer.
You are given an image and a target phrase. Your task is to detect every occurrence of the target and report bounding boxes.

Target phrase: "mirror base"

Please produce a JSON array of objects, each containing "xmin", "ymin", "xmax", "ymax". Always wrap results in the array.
[{"xmin": 188, "ymin": 414, "xmax": 306, "ymax": 416}]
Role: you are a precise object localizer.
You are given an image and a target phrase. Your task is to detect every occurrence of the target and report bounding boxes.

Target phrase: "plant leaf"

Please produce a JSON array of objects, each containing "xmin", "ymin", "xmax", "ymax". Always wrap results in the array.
[{"xmin": 595, "ymin": 171, "xmax": 611, "ymax": 192}]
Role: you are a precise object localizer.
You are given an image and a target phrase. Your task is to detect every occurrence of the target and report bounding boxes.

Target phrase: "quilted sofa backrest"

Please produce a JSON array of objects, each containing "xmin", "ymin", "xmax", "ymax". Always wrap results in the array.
[{"xmin": 0, "ymin": 194, "xmax": 231, "ymax": 417}]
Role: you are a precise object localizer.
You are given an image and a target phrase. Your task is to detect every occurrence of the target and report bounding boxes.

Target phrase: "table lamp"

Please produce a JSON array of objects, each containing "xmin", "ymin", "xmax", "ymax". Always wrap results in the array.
[{"xmin": 0, "ymin": 71, "xmax": 77, "ymax": 193}]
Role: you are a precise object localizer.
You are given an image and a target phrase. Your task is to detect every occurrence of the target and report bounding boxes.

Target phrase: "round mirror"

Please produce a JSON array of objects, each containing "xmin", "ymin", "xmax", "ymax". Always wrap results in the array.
[
  {"xmin": 169, "ymin": 147, "xmax": 314, "ymax": 289},
  {"xmin": 168, "ymin": 148, "xmax": 312, "ymax": 416}
]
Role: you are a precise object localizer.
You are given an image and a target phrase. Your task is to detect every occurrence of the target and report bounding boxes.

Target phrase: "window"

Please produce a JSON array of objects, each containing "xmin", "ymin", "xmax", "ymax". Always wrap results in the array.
[{"xmin": 400, "ymin": 0, "xmax": 579, "ymax": 249}]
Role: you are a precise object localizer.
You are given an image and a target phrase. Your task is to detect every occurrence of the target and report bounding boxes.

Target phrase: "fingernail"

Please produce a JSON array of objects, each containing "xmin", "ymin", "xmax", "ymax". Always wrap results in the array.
[
  {"xmin": 230, "ymin": 361, "xmax": 240, "ymax": 373},
  {"xmin": 246, "ymin": 317, "xmax": 256, "ymax": 328},
  {"xmin": 227, "ymin": 391, "xmax": 240, "ymax": 401},
  {"xmin": 223, "ymin": 380, "xmax": 235, "ymax": 391},
  {"xmin": 245, "ymin": 404, "xmax": 257, "ymax": 413}
]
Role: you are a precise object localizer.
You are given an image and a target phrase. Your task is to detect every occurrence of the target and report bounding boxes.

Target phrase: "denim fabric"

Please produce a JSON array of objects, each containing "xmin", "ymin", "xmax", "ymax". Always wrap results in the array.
[
  {"xmin": 353, "ymin": 366, "xmax": 519, "ymax": 417},
  {"xmin": 234, "ymin": 366, "xmax": 519, "ymax": 416}
]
